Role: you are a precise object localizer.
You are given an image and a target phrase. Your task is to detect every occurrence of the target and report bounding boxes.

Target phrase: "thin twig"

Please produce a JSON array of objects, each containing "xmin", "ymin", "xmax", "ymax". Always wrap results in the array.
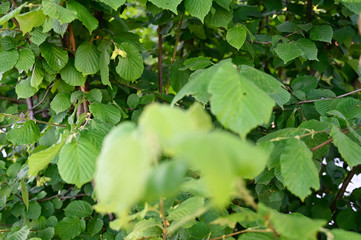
[
  {"xmin": 0, "ymin": 96, "xmax": 25, "ymax": 103},
  {"xmin": 171, "ymin": 13, "xmax": 184, "ymax": 64},
  {"xmin": 158, "ymin": 25, "xmax": 163, "ymax": 94},
  {"xmin": 30, "ymin": 83, "xmax": 55, "ymax": 110},
  {"xmin": 166, "ymin": 13, "xmax": 185, "ymax": 94},
  {"xmin": 68, "ymin": 23, "xmax": 89, "ymax": 116},
  {"xmin": 252, "ymin": 30, "xmax": 303, "ymax": 45},
  {"xmin": 330, "ymin": 165, "xmax": 361, "ymax": 212},
  {"xmin": 296, "ymin": 89, "xmax": 361, "ymax": 104},
  {"xmin": 160, "ymin": 198, "xmax": 167, "ymax": 240},
  {"xmin": 311, "ymin": 138, "xmax": 333, "ymax": 152},
  {"xmin": 208, "ymin": 229, "xmax": 273, "ymax": 240},
  {"xmin": 0, "ymin": 113, "xmax": 67, "ymax": 128}
]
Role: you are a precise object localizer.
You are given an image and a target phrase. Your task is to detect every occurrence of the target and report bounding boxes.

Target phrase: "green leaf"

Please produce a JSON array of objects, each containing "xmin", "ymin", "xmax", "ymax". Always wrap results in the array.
[
  {"xmin": 291, "ymin": 75, "xmax": 318, "ymax": 92},
  {"xmin": 170, "ymin": 60, "xmax": 190, "ymax": 92},
  {"xmin": 168, "ymin": 197, "xmax": 205, "ymax": 221},
  {"xmin": 205, "ymin": 5, "xmax": 233, "ymax": 29},
  {"xmin": 269, "ymin": 210, "xmax": 326, "ymax": 240},
  {"xmin": 170, "ymin": 131, "xmax": 268, "ymax": 206},
  {"xmin": 144, "ymin": 160, "xmax": 187, "ymax": 200},
  {"xmin": 238, "ymin": 233, "xmax": 275, "ymax": 240},
  {"xmin": 28, "ymin": 132, "xmax": 68, "ymax": 176},
  {"xmin": 171, "ymin": 69, "xmax": 213, "ymax": 105},
  {"xmin": 16, "ymin": 78, "xmax": 37, "ymax": 99},
  {"xmin": 331, "ymin": 229, "xmax": 361, "ymax": 240},
  {"xmin": 58, "ymin": 136, "xmax": 98, "ymax": 187},
  {"xmin": 0, "ymin": 49, "xmax": 19, "ymax": 73},
  {"xmin": 226, "ymin": 25, "xmax": 247, "ymax": 50},
  {"xmin": 295, "ymin": 38, "xmax": 318, "ymax": 61},
  {"xmin": 7, "ymin": 121, "xmax": 40, "ymax": 145},
  {"xmin": 0, "ymin": 3, "xmax": 25, "ymax": 26},
  {"xmin": 274, "ymin": 42, "xmax": 303, "ymax": 64},
  {"xmin": 42, "ymin": 0, "xmax": 77, "ymax": 25},
  {"xmin": 67, "ymin": 1, "xmax": 98, "ymax": 34},
  {"xmin": 97, "ymin": 0, "xmax": 125, "ymax": 11},
  {"xmin": 139, "ymin": 104, "xmax": 211, "ymax": 149},
  {"xmin": 184, "ymin": 0, "xmax": 212, "ymax": 22},
  {"xmin": 239, "ymin": 65, "xmax": 290, "ymax": 108},
  {"xmin": 0, "ymin": 2, "xmax": 10, "ymax": 15},
  {"xmin": 30, "ymin": 60, "xmax": 44, "ymax": 89},
  {"xmin": 89, "ymin": 102, "xmax": 121, "ymax": 125},
  {"xmin": 64, "ymin": 200, "xmax": 93, "ymax": 218},
  {"xmin": 54, "ymin": 216, "xmax": 86, "ymax": 240},
  {"xmin": 182, "ymin": 56, "xmax": 213, "ymax": 71},
  {"xmin": 125, "ymin": 219, "xmax": 162, "ymax": 240},
  {"xmin": 15, "ymin": 48, "xmax": 35, "ymax": 71},
  {"xmin": 208, "ymin": 61, "xmax": 275, "ymax": 138},
  {"xmin": 40, "ymin": 42, "xmax": 68, "ymax": 72},
  {"xmin": 50, "ymin": 93, "xmax": 71, "ymax": 114},
  {"xmin": 148, "ymin": 0, "xmax": 182, "ymax": 14},
  {"xmin": 127, "ymin": 94, "xmax": 140, "ymax": 109},
  {"xmin": 30, "ymin": 27, "xmax": 48, "ymax": 45},
  {"xmin": 7, "ymin": 226, "xmax": 31, "ymax": 240},
  {"xmin": 87, "ymin": 218, "xmax": 103, "ymax": 236},
  {"xmin": 86, "ymin": 89, "xmax": 103, "ymax": 102},
  {"xmin": 115, "ymin": 42, "xmax": 144, "ymax": 81},
  {"xmin": 26, "ymin": 201, "xmax": 42, "ymax": 220},
  {"xmin": 94, "ymin": 123, "xmax": 154, "ymax": 226},
  {"xmin": 60, "ymin": 60, "xmax": 86, "ymax": 86},
  {"xmin": 331, "ymin": 125, "xmax": 361, "ymax": 168},
  {"xmin": 279, "ymin": 139, "xmax": 320, "ymax": 200},
  {"xmin": 75, "ymin": 42, "xmax": 100, "ymax": 75},
  {"xmin": 214, "ymin": 0, "xmax": 232, "ymax": 10},
  {"xmin": 15, "ymin": 9, "xmax": 46, "ymax": 34},
  {"xmin": 310, "ymin": 25, "xmax": 333, "ymax": 43},
  {"xmin": 20, "ymin": 179, "xmax": 29, "ymax": 210},
  {"xmin": 99, "ymin": 47, "xmax": 111, "ymax": 87}
]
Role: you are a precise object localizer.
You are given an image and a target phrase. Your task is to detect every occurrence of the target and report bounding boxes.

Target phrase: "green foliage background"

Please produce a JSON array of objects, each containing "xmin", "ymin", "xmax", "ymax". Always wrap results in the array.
[{"xmin": 1, "ymin": 0, "xmax": 361, "ymax": 239}]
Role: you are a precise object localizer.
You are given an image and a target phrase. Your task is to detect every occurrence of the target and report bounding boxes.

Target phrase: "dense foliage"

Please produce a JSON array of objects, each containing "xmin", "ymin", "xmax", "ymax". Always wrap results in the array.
[{"xmin": 1, "ymin": 0, "xmax": 361, "ymax": 239}]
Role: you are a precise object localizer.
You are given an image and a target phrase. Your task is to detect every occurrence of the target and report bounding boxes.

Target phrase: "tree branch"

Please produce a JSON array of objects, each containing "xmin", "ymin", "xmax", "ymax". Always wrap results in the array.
[
  {"xmin": 0, "ymin": 96, "xmax": 26, "ymax": 103},
  {"xmin": 68, "ymin": 23, "xmax": 89, "ymax": 117},
  {"xmin": 160, "ymin": 198, "xmax": 168, "ymax": 240},
  {"xmin": 330, "ymin": 165, "xmax": 361, "ymax": 212},
  {"xmin": 0, "ymin": 113, "xmax": 67, "ymax": 127},
  {"xmin": 208, "ymin": 228, "xmax": 273, "ymax": 240},
  {"xmin": 296, "ymin": 89, "xmax": 361, "ymax": 104},
  {"xmin": 166, "ymin": 13, "xmax": 185, "ymax": 94},
  {"xmin": 158, "ymin": 25, "xmax": 163, "ymax": 94}
]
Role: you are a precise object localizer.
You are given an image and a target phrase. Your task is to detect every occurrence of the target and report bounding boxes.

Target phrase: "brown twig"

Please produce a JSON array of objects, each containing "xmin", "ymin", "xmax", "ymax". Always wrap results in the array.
[
  {"xmin": 311, "ymin": 138, "xmax": 333, "ymax": 152},
  {"xmin": 330, "ymin": 165, "xmax": 361, "ymax": 212},
  {"xmin": 68, "ymin": 23, "xmax": 89, "ymax": 117},
  {"xmin": 30, "ymin": 83, "xmax": 55, "ymax": 110},
  {"xmin": 0, "ymin": 96, "xmax": 26, "ymax": 103},
  {"xmin": 208, "ymin": 229, "xmax": 273, "ymax": 240},
  {"xmin": 160, "ymin": 198, "xmax": 167, "ymax": 240},
  {"xmin": 166, "ymin": 13, "xmax": 185, "ymax": 94},
  {"xmin": 158, "ymin": 25, "xmax": 163, "ymax": 94},
  {"xmin": 252, "ymin": 30, "xmax": 303, "ymax": 45},
  {"xmin": 296, "ymin": 89, "xmax": 361, "ymax": 104},
  {"xmin": 0, "ymin": 113, "xmax": 67, "ymax": 127},
  {"xmin": 306, "ymin": 0, "xmax": 312, "ymax": 20}
]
